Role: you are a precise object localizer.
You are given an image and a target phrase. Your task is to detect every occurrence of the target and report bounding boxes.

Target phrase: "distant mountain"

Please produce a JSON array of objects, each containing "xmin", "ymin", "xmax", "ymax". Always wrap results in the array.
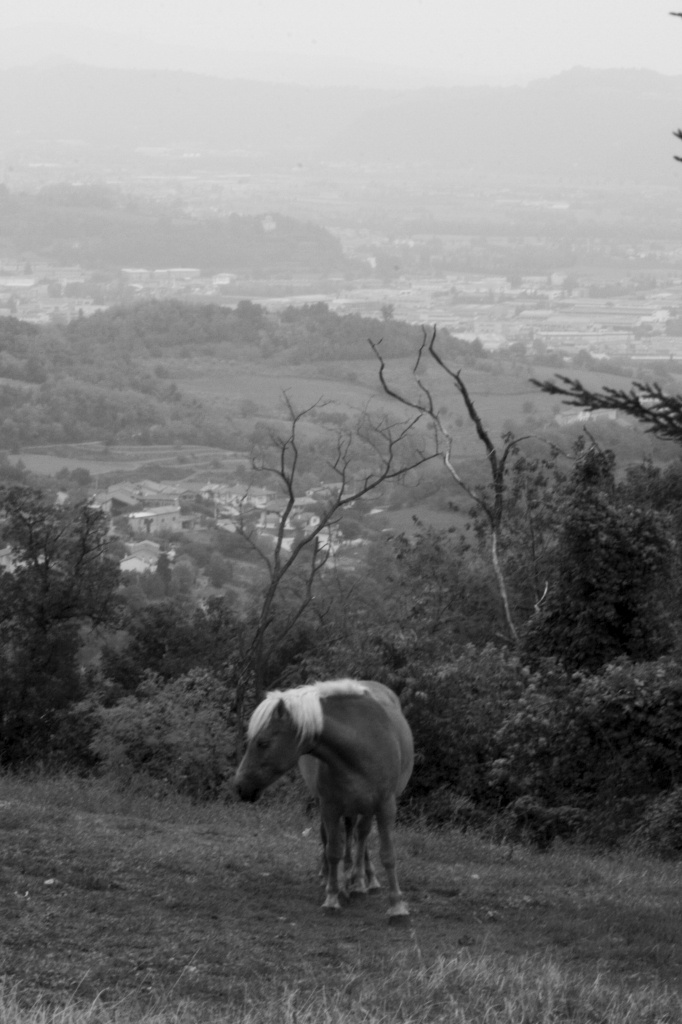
[
  {"xmin": 334, "ymin": 68, "xmax": 682, "ymax": 181},
  {"xmin": 1, "ymin": 65, "xmax": 681, "ymax": 180},
  {"xmin": 0, "ymin": 64, "xmax": 381, "ymax": 154},
  {"xmin": 0, "ymin": 22, "xmax": 448, "ymax": 89}
]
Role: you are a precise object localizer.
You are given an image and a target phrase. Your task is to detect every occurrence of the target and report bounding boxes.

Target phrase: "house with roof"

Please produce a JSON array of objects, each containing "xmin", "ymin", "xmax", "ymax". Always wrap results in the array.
[
  {"xmin": 93, "ymin": 483, "xmax": 142, "ymax": 516},
  {"xmin": 128, "ymin": 505, "xmax": 183, "ymax": 536}
]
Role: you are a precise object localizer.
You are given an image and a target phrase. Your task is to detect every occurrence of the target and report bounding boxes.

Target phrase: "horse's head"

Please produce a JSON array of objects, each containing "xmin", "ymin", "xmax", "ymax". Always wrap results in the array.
[{"xmin": 235, "ymin": 699, "xmax": 303, "ymax": 802}]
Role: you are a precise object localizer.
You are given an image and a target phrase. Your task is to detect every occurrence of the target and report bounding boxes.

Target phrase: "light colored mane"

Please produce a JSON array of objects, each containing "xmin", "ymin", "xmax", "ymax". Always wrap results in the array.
[{"xmin": 247, "ymin": 679, "xmax": 370, "ymax": 743}]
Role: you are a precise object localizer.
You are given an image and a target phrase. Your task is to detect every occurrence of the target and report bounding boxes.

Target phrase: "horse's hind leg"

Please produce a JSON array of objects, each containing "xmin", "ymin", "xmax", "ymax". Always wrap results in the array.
[
  {"xmin": 364, "ymin": 844, "xmax": 381, "ymax": 892},
  {"xmin": 376, "ymin": 798, "xmax": 409, "ymax": 922},
  {"xmin": 343, "ymin": 817, "xmax": 354, "ymax": 879},
  {"xmin": 348, "ymin": 814, "xmax": 373, "ymax": 895}
]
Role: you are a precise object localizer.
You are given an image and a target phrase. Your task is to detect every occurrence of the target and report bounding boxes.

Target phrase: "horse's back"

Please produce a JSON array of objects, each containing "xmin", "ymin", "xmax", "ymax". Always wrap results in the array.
[
  {"xmin": 358, "ymin": 680, "xmax": 413, "ymax": 794},
  {"xmin": 298, "ymin": 679, "xmax": 413, "ymax": 802}
]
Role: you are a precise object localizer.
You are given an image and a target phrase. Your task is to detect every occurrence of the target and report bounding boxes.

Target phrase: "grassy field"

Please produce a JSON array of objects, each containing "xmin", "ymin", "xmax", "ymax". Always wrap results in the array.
[
  {"xmin": 8, "ymin": 353, "xmax": 682, "ymax": 489},
  {"xmin": 1, "ymin": 773, "xmax": 681, "ymax": 1023}
]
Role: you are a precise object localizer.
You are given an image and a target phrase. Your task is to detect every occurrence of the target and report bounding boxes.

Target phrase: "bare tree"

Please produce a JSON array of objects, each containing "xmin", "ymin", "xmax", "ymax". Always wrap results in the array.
[
  {"xmin": 234, "ymin": 393, "xmax": 435, "ymax": 712},
  {"xmin": 370, "ymin": 327, "xmax": 529, "ymax": 642}
]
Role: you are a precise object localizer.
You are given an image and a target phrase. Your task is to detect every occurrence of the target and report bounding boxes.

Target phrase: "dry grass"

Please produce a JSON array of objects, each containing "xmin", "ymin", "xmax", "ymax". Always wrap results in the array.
[
  {"xmin": 1, "ymin": 772, "xmax": 682, "ymax": 1023},
  {"xmin": 1, "ymin": 950, "xmax": 680, "ymax": 1024}
]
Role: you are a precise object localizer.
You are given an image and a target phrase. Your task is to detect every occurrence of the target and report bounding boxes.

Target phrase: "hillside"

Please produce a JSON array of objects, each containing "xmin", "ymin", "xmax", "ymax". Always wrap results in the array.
[
  {"xmin": 0, "ymin": 187, "xmax": 348, "ymax": 274},
  {"xmin": 0, "ymin": 301, "xmax": 678, "ymax": 480},
  {"xmin": 0, "ymin": 774, "xmax": 681, "ymax": 1021}
]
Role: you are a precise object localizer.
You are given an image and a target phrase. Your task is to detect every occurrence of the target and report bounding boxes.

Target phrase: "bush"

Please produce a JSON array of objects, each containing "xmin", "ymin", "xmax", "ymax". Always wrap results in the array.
[
  {"xmin": 401, "ymin": 645, "xmax": 525, "ymax": 815},
  {"xmin": 633, "ymin": 786, "xmax": 682, "ymax": 858},
  {"xmin": 89, "ymin": 669, "xmax": 237, "ymax": 799},
  {"xmin": 491, "ymin": 656, "xmax": 682, "ymax": 844}
]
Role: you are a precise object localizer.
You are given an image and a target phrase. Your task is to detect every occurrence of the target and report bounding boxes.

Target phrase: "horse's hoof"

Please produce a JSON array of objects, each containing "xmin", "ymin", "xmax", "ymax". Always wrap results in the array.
[
  {"xmin": 348, "ymin": 888, "xmax": 367, "ymax": 900},
  {"xmin": 387, "ymin": 912, "xmax": 411, "ymax": 927},
  {"xmin": 322, "ymin": 903, "xmax": 342, "ymax": 914},
  {"xmin": 387, "ymin": 901, "xmax": 410, "ymax": 926}
]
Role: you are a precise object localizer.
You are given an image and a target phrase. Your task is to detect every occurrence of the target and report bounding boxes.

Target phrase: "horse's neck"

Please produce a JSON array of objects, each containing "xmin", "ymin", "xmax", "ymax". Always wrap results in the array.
[{"xmin": 307, "ymin": 702, "xmax": 368, "ymax": 770}]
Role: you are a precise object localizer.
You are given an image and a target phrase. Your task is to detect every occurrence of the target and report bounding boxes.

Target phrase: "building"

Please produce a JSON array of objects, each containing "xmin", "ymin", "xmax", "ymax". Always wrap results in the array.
[{"xmin": 128, "ymin": 505, "xmax": 183, "ymax": 536}]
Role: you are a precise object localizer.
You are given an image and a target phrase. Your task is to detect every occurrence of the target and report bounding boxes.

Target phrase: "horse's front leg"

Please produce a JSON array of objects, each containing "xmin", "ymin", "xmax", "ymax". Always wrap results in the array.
[
  {"xmin": 376, "ymin": 798, "xmax": 409, "ymax": 922},
  {"xmin": 320, "ymin": 810, "xmax": 345, "ymax": 912},
  {"xmin": 318, "ymin": 820, "xmax": 329, "ymax": 885}
]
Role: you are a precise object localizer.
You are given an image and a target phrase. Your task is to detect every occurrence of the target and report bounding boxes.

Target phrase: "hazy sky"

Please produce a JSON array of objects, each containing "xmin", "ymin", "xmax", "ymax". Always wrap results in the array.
[{"xmin": 3, "ymin": 0, "xmax": 682, "ymax": 86}]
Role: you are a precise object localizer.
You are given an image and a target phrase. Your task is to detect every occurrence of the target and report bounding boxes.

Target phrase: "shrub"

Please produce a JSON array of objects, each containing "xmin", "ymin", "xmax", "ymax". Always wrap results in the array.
[
  {"xmin": 633, "ymin": 786, "xmax": 682, "ymax": 858},
  {"xmin": 400, "ymin": 645, "xmax": 525, "ymax": 815},
  {"xmin": 491, "ymin": 656, "xmax": 682, "ymax": 844},
  {"xmin": 89, "ymin": 669, "xmax": 237, "ymax": 799}
]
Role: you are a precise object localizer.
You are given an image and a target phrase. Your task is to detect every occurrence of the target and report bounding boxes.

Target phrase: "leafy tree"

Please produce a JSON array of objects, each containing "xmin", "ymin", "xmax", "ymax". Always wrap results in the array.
[
  {"xmin": 100, "ymin": 597, "xmax": 241, "ymax": 694},
  {"xmin": 0, "ymin": 486, "xmax": 121, "ymax": 762},
  {"xmin": 470, "ymin": 444, "xmax": 570, "ymax": 625},
  {"xmin": 379, "ymin": 526, "xmax": 502, "ymax": 652},
  {"xmin": 207, "ymin": 550, "xmax": 232, "ymax": 588},
  {"xmin": 520, "ymin": 447, "xmax": 675, "ymax": 671},
  {"xmin": 155, "ymin": 551, "xmax": 172, "ymax": 593}
]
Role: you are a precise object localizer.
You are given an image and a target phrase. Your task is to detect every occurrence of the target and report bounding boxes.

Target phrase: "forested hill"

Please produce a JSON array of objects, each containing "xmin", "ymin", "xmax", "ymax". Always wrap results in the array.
[
  {"xmin": 0, "ymin": 300, "xmax": 478, "ymax": 450},
  {"xmin": 0, "ymin": 186, "xmax": 348, "ymax": 274}
]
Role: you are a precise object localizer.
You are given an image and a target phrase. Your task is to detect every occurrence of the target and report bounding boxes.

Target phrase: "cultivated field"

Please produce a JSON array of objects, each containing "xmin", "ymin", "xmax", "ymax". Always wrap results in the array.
[
  {"xmin": 1, "ymin": 773, "xmax": 681, "ymax": 1024},
  {"xmin": 7, "ymin": 444, "xmax": 247, "ymax": 484}
]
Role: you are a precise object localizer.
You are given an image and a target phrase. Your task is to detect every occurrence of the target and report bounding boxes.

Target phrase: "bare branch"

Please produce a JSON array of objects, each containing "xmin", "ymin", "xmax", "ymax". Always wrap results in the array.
[
  {"xmin": 370, "ymin": 326, "xmax": 527, "ymax": 642},
  {"xmin": 236, "ymin": 388, "xmax": 436, "ymax": 697}
]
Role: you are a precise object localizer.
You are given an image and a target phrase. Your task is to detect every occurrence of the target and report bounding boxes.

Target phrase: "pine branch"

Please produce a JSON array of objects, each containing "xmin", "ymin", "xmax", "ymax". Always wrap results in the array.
[{"xmin": 531, "ymin": 375, "xmax": 682, "ymax": 440}]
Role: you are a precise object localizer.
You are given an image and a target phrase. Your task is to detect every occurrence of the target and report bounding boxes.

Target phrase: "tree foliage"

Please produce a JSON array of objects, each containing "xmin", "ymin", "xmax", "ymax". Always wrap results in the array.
[
  {"xmin": 100, "ymin": 597, "xmax": 242, "ymax": 695},
  {"xmin": 0, "ymin": 486, "xmax": 121, "ymax": 761},
  {"xmin": 520, "ymin": 447, "xmax": 675, "ymax": 672}
]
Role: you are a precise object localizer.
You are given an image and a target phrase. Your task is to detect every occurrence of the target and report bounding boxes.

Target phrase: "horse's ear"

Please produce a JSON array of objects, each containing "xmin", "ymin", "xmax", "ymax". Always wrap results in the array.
[{"xmin": 273, "ymin": 699, "xmax": 287, "ymax": 720}]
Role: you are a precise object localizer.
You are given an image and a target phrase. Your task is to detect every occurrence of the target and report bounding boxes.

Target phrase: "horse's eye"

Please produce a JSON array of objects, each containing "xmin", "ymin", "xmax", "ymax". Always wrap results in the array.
[{"xmin": 256, "ymin": 738, "xmax": 269, "ymax": 750}]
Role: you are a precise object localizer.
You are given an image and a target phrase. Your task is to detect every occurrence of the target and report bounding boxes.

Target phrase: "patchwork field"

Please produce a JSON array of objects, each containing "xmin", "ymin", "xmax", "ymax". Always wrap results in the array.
[{"xmin": 1, "ymin": 774, "xmax": 681, "ymax": 1023}]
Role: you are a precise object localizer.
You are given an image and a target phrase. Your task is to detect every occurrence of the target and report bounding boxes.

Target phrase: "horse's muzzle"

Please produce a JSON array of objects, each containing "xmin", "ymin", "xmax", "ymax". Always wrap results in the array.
[{"xmin": 236, "ymin": 781, "xmax": 261, "ymax": 802}]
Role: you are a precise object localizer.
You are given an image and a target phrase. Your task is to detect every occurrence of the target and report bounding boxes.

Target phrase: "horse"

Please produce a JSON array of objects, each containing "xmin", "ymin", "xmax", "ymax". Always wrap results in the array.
[{"xmin": 234, "ymin": 679, "xmax": 414, "ymax": 921}]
